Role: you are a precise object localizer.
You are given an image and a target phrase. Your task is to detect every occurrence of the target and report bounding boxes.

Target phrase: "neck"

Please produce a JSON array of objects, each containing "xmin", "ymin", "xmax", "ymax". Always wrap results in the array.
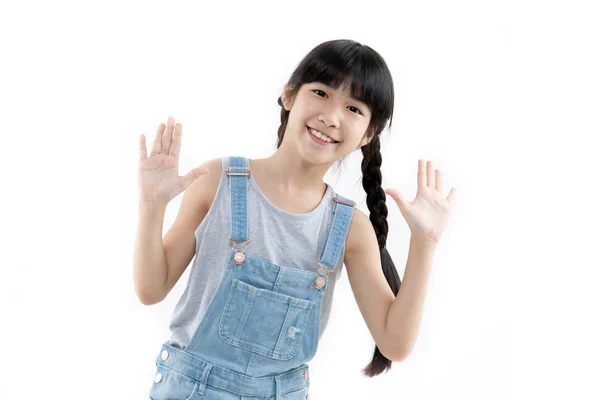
[{"xmin": 252, "ymin": 146, "xmax": 334, "ymax": 194}]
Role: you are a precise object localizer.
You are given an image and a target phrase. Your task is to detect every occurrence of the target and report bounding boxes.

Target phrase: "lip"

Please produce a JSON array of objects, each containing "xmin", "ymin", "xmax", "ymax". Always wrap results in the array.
[{"xmin": 306, "ymin": 125, "xmax": 338, "ymax": 145}]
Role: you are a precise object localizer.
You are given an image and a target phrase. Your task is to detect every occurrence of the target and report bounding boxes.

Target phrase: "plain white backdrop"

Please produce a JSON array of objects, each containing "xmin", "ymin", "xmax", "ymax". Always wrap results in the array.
[{"xmin": 1, "ymin": 0, "xmax": 599, "ymax": 398}]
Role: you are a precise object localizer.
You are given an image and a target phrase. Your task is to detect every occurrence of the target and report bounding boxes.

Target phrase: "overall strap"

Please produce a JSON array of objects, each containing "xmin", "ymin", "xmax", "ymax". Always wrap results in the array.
[
  {"xmin": 226, "ymin": 156, "xmax": 251, "ymax": 262},
  {"xmin": 315, "ymin": 193, "xmax": 356, "ymax": 288}
]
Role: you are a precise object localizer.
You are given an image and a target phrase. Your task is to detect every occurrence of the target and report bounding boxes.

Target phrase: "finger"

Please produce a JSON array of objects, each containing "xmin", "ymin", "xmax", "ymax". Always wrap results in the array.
[
  {"xmin": 427, "ymin": 160, "xmax": 435, "ymax": 188},
  {"xmin": 417, "ymin": 159, "xmax": 426, "ymax": 189},
  {"xmin": 446, "ymin": 187, "xmax": 457, "ymax": 204},
  {"xmin": 160, "ymin": 116, "xmax": 175, "ymax": 155},
  {"xmin": 435, "ymin": 169, "xmax": 444, "ymax": 194},
  {"xmin": 151, "ymin": 122, "xmax": 165, "ymax": 156},
  {"xmin": 169, "ymin": 122, "xmax": 183, "ymax": 158},
  {"xmin": 139, "ymin": 134, "xmax": 147, "ymax": 161}
]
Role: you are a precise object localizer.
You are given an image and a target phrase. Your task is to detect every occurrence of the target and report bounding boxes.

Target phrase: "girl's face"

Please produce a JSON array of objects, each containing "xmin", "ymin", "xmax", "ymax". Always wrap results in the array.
[{"xmin": 281, "ymin": 81, "xmax": 373, "ymax": 164}]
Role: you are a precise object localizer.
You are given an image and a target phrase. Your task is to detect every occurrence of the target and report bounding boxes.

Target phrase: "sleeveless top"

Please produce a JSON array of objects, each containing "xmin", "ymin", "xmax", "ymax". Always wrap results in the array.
[{"xmin": 167, "ymin": 156, "xmax": 348, "ymax": 350}]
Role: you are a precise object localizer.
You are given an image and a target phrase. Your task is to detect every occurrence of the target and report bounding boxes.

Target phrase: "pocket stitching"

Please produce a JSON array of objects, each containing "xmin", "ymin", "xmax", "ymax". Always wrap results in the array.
[
  {"xmin": 218, "ymin": 278, "xmax": 314, "ymax": 360},
  {"xmin": 281, "ymin": 384, "xmax": 310, "ymax": 400},
  {"xmin": 275, "ymin": 301, "xmax": 311, "ymax": 359}
]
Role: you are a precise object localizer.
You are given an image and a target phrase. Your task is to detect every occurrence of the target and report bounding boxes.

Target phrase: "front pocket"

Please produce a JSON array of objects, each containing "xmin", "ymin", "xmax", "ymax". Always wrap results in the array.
[
  {"xmin": 218, "ymin": 278, "xmax": 314, "ymax": 360},
  {"xmin": 149, "ymin": 364, "xmax": 199, "ymax": 400}
]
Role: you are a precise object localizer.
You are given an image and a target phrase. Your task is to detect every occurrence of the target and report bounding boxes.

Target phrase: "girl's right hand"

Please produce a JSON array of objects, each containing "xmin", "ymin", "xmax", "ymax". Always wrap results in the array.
[{"xmin": 138, "ymin": 116, "xmax": 210, "ymax": 208}]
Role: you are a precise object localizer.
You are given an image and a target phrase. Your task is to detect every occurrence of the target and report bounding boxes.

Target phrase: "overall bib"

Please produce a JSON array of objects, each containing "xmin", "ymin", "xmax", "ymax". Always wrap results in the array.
[{"xmin": 148, "ymin": 156, "xmax": 356, "ymax": 400}]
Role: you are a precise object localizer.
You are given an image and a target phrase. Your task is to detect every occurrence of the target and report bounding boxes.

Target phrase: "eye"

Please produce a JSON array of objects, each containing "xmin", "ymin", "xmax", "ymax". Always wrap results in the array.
[
  {"xmin": 312, "ymin": 90, "xmax": 363, "ymax": 115},
  {"xmin": 348, "ymin": 106, "xmax": 362, "ymax": 115}
]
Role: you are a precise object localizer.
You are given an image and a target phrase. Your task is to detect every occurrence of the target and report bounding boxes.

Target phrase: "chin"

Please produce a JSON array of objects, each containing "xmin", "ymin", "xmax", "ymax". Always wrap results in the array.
[{"xmin": 297, "ymin": 143, "xmax": 339, "ymax": 166}]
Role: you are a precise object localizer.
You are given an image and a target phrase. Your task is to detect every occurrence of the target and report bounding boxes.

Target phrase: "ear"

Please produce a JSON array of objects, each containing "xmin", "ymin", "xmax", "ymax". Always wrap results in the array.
[{"xmin": 280, "ymin": 84, "xmax": 295, "ymax": 111}]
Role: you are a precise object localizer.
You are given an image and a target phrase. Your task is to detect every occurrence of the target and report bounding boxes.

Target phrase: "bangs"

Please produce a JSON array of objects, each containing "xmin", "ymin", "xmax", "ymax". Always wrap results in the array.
[{"xmin": 293, "ymin": 40, "xmax": 394, "ymax": 118}]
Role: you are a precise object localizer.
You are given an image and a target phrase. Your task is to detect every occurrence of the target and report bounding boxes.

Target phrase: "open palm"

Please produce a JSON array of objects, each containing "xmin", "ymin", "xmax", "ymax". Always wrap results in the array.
[
  {"xmin": 138, "ymin": 116, "xmax": 209, "ymax": 207},
  {"xmin": 384, "ymin": 160, "xmax": 456, "ymax": 245}
]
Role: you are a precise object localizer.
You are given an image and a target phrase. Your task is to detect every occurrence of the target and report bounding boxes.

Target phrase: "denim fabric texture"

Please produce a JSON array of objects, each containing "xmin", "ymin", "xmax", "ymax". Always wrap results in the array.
[{"xmin": 149, "ymin": 156, "xmax": 355, "ymax": 399}]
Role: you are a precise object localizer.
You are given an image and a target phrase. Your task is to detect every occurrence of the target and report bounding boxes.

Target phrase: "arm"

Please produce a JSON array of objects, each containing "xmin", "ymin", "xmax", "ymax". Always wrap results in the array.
[
  {"xmin": 344, "ymin": 207, "xmax": 437, "ymax": 362},
  {"xmin": 133, "ymin": 157, "xmax": 222, "ymax": 305},
  {"xmin": 383, "ymin": 159, "xmax": 455, "ymax": 360},
  {"xmin": 344, "ymin": 208, "xmax": 400, "ymax": 361},
  {"xmin": 385, "ymin": 237, "xmax": 437, "ymax": 360},
  {"xmin": 133, "ymin": 204, "xmax": 170, "ymax": 305}
]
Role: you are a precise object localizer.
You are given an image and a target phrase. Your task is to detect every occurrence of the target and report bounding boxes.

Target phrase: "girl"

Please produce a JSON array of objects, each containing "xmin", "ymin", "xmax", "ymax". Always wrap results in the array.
[{"xmin": 135, "ymin": 39, "xmax": 456, "ymax": 400}]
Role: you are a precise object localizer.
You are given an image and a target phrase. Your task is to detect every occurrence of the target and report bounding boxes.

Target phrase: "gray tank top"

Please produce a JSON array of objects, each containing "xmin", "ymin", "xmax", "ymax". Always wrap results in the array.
[{"xmin": 168, "ymin": 156, "xmax": 347, "ymax": 349}]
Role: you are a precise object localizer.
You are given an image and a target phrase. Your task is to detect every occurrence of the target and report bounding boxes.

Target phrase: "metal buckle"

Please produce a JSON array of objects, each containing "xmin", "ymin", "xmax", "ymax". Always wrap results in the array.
[
  {"xmin": 314, "ymin": 261, "xmax": 335, "ymax": 289},
  {"xmin": 228, "ymin": 237, "xmax": 251, "ymax": 264},
  {"xmin": 333, "ymin": 196, "xmax": 355, "ymax": 207},
  {"xmin": 225, "ymin": 167, "xmax": 251, "ymax": 176}
]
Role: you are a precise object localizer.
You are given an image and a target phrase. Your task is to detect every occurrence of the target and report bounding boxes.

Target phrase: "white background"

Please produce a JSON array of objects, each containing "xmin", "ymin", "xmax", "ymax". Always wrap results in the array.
[{"xmin": 1, "ymin": 0, "xmax": 599, "ymax": 399}]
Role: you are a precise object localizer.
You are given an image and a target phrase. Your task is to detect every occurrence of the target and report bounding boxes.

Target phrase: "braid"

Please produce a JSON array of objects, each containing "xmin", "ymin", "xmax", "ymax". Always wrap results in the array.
[
  {"xmin": 360, "ymin": 134, "xmax": 388, "ymax": 249},
  {"xmin": 276, "ymin": 97, "xmax": 288, "ymax": 149},
  {"xmin": 359, "ymin": 133, "xmax": 402, "ymax": 377}
]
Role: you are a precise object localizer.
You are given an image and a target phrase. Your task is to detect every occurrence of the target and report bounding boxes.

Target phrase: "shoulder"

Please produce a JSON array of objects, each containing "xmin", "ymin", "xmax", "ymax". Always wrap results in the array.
[
  {"xmin": 184, "ymin": 157, "xmax": 224, "ymax": 215},
  {"xmin": 345, "ymin": 206, "xmax": 376, "ymax": 256}
]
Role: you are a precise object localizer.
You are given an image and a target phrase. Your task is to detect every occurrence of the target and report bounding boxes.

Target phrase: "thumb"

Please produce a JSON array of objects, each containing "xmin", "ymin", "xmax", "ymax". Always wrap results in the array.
[
  {"xmin": 180, "ymin": 167, "xmax": 210, "ymax": 191},
  {"xmin": 384, "ymin": 188, "xmax": 409, "ymax": 213}
]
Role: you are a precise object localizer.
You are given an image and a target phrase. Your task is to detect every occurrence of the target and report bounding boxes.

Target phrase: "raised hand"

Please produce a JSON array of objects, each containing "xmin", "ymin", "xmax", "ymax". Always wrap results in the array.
[
  {"xmin": 138, "ymin": 116, "xmax": 210, "ymax": 208},
  {"xmin": 384, "ymin": 160, "xmax": 457, "ymax": 245}
]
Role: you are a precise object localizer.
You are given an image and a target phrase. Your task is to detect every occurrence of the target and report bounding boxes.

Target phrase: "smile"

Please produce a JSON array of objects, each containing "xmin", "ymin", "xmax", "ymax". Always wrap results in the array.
[{"xmin": 306, "ymin": 126, "xmax": 339, "ymax": 145}]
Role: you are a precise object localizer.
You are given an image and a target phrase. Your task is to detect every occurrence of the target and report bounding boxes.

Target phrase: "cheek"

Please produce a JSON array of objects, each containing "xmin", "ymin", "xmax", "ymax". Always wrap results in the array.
[{"xmin": 336, "ymin": 136, "xmax": 362, "ymax": 151}]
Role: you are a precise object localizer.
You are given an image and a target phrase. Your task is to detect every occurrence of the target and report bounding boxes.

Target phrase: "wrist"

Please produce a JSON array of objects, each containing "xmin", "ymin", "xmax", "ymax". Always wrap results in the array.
[
  {"xmin": 139, "ymin": 201, "xmax": 168, "ymax": 215},
  {"xmin": 410, "ymin": 234, "xmax": 438, "ymax": 250}
]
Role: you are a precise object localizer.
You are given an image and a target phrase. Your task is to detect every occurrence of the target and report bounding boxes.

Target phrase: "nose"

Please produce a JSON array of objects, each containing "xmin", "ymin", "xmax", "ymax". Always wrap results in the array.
[{"xmin": 318, "ymin": 103, "xmax": 341, "ymax": 129}]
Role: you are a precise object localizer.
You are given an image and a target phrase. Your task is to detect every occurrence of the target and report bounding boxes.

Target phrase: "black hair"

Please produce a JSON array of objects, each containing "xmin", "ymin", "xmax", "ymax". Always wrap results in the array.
[{"xmin": 275, "ymin": 39, "xmax": 401, "ymax": 377}]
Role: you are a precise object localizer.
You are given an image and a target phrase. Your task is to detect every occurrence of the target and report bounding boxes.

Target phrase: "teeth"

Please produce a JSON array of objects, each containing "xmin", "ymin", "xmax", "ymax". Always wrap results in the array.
[{"xmin": 308, "ymin": 127, "xmax": 335, "ymax": 143}]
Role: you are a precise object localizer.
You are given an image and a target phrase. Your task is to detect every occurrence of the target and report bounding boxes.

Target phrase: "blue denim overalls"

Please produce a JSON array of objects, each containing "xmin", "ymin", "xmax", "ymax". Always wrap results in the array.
[{"xmin": 148, "ymin": 156, "xmax": 356, "ymax": 400}]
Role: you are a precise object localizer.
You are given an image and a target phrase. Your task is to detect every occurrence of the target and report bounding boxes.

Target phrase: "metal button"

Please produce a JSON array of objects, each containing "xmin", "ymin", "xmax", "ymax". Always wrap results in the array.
[
  {"xmin": 161, "ymin": 349, "xmax": 169, "ymax": 360},
  {"xmin": 314, "ymin": 277, "xmax": 325, "ymax": 289},
  {"xmin": 154, "ymin": 372, "xmax": 163, "ymax": 383},
  {"xmin": 234, "ymin": 252, "xmax": 245, "ymax": 263}
]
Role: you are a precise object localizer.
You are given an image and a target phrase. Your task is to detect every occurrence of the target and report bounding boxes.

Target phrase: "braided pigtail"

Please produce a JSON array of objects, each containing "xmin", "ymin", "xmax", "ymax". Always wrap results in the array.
[
  {"xmin": 359, "ymin": 134, "xmax": 402, "ymax": 376},
  {"xmin": 276, "ymin": 97, "xmax": 288, "ymax": 149}
]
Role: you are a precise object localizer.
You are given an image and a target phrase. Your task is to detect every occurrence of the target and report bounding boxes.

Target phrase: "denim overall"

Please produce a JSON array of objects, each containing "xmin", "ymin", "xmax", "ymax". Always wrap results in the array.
[{"xmin": 148, "ymin": 156, "xmax": 356, "ymax": 400}]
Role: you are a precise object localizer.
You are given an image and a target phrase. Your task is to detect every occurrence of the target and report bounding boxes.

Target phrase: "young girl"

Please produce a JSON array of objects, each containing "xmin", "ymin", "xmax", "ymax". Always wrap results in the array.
[{"xmin": 135, "ymin": 39, "xmax": 456, "ymax": 400}]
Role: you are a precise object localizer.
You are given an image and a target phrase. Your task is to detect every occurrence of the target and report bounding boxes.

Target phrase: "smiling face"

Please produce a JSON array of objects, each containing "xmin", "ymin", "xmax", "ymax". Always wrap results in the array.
[{"xmin": 280, "ymin": 81, "xmax": 374, "ymax": 165}]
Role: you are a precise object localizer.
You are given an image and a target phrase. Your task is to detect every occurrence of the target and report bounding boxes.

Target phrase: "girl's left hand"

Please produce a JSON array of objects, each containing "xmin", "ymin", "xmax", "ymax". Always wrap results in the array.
[{"xmin": 384, "ymin": 159, "xmax": 457, "ymax": 246}]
